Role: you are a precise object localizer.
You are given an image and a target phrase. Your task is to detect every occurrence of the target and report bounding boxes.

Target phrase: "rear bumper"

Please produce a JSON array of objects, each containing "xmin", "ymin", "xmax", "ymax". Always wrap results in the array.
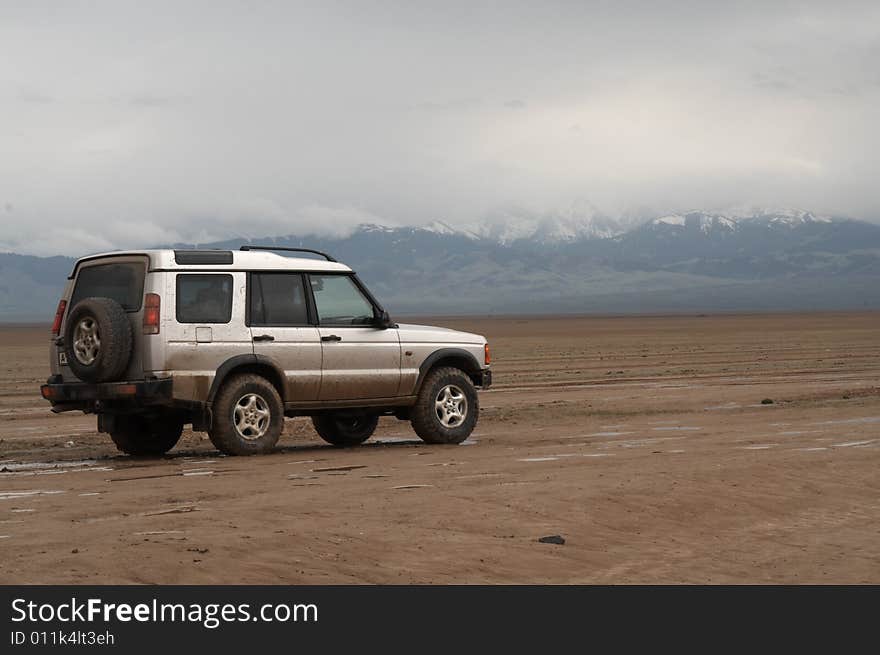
[{"xmin": 40, "ymin": 377, "xmax": 173, "ymax": 412}]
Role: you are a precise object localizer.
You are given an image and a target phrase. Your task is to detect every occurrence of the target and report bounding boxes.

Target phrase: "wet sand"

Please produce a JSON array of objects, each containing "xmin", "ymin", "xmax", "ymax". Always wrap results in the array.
[{"xmin": 1, "ymin": 312, "xmax": 879, "ymax": 583}]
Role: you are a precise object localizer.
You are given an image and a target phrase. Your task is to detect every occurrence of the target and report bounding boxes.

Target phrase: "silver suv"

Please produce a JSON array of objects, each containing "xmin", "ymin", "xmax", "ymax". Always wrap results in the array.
[{"xmin": 40, "ymin": 246, "xmax": 491, "ymax": 456}]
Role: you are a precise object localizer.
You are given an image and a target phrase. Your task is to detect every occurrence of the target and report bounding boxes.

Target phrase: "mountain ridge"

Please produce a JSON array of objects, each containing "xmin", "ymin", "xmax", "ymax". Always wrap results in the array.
[{"xmin": 2, "ymin": 209, "xmax": 879, "ymax": 320}]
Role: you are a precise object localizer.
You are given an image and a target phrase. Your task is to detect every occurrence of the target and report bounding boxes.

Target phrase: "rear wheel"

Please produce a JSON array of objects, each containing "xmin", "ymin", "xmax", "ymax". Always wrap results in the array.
[
  {"xmin": 411, "ymin": 367, "xmax": 478, "ymax": 444},
  {"xmin": 109, "ymin": 413, "xmax": 183, "ymax": 457},
  {"xmin": 312, "ymin": 413, "xmax": 378, "ymax": 447},
  {"xmin": 209, "ymin": 374, "xmax": 283, "ymax": 455}
]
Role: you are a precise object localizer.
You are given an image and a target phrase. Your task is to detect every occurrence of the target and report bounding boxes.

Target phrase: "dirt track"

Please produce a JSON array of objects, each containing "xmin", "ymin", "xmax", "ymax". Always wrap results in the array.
[{"xmin": 1, "ymin": 313, "xmax": 879, "ymax": 583}]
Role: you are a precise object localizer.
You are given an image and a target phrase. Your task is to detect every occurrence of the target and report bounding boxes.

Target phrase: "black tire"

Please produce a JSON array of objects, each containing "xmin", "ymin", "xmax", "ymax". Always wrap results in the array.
[
  {"xmin": 109, "ymin": 414, "xmax": 183, "ymax": 457},
  {"xmin": 64, "ymin": 297, "xmax": 133, "ymax": 383},
  {"xmin": 411, "ymin": 366, "xmax": 478, "ymax": 444},
  {"xmin": 312, "ymin": 413, "xmax": 379, "ymax": 447},
  {"xmin": 208, "ymin": 374, "xmax": 283, "ymax": 455}
]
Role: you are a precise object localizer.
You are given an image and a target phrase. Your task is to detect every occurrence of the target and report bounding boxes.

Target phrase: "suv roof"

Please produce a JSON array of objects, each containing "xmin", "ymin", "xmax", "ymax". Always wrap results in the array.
[{"xmin": 70, "ymin": 249, "xmax": 353, "ymax": 278}]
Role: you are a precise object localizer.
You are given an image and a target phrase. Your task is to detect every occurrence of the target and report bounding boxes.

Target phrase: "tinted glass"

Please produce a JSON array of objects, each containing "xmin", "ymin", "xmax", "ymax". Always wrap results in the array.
[
  {"xmin": 250, "ymin": 273, "xmax": 309, "ymax": 325},
  {"xmin": 70, "ymin": 262, "xmax": 146, "ymax": 311},
  {"xmin": 310, "ymin": 275, "xmax": 375, "ymax": 325},
  {"xmin": 176, "ymin": 274, "xmax": 233, "ymax": 323}
]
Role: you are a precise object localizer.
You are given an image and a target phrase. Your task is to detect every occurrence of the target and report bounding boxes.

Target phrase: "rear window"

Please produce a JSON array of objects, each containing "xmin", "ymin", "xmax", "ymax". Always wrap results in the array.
[
  {"xmin": 176, "ymin": 274, "xmax": 233, "ymax": 324},
  {"xmin": 70, "ymin": 262, "xmax": 146, "ymax": 311}
]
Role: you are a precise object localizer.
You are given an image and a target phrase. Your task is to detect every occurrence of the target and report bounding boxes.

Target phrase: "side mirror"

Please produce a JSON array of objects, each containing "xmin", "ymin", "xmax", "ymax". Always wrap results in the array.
[{"xmin": 375, "ymin": 310, "xmax": 393, "ymax": 329}]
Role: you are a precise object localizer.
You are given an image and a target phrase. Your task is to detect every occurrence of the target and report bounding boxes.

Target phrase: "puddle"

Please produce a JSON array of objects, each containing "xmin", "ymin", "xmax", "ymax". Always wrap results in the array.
[
  {"xmin": 798, "ymin": 447, "xmax": 828, "ymax": 452},
  {"xmin": 613, "ymin": 436, "xmax": 685, "ymax": 448},
  {"xmin": 0, "ymin": 460, "xmax": 98, "ymax": 472},
  {"xmin": 78, "ymin": 492, "xmax": 101, "ymax": 497},
  {"xmin": 832, "ymin": 439, "xmax": 877, "ymax": 448},
  {"xmin": 651, "ymin": 427, "xmax": 701, "ymax": 432},
  {"xmin": 587, "ymin": 431, "xmax": 635, "ymax": 437},
  {"xmin": 518, "ymin": 457, "xmax": 559, "ymax": 462},
  {"xmin": 182, "ymin": 471, "xmax": 214, "ymax": 477},
  {"xmin": 0, "ymin": 490, "xmax": 65, "ymax": 501},
  {"xmin": 133, "ymin": 530, "xmax": 185, "ymax": 536},
  {"xmin": 813, "ymin": 417, "xmax": 880, "ymax": 426},
  {"xmin": 740, "ymin": 445, "xmax": 776, "ymax": 450},
  {"xmin": 704, "ymin": 402, "xmax": 741, "ymax": 410},
  {"xmin": 459, "ymin": 439, "xmax": 478, "ymax": 446}
]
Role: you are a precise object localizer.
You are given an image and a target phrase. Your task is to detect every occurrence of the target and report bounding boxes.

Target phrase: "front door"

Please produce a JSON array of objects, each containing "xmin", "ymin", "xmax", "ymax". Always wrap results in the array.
[
  {"xmin": 309, "ymin": 274, "xmax": 401, "ymax": 400},
  {"xmin": 248, "ymin": 272, "xmax": 322, "ymax": 401}
]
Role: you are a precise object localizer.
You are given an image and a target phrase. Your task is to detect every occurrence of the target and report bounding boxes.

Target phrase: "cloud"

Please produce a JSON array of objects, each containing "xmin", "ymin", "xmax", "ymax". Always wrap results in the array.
[{"xmin": 0, "ymin": 0, "xmax": 879, "ymax": 255}]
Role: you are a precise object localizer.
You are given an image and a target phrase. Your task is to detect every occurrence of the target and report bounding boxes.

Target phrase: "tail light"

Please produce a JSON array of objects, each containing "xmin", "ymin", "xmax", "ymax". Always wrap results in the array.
[
  {"xmin": 143, "ymin": 293, "xmax": 161, "ymax": 335},
  {"xmin": 51, "ymin": 299, "xmax": 67, "ymax": 336},
  {"xmin": 484, "ymin": 343, "xmax": 491, "ymax": 365}
]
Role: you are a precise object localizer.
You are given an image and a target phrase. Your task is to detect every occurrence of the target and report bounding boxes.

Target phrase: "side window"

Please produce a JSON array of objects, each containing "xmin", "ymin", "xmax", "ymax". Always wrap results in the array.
[
  {"xmin": 176, "ymin": 274, "xmax": 233, "ymax": 324},
  {"xmin": 310, "ymin": 275, "xmax": 376, "ymax": 326},
  {"xmin": 250, "ymin": 273, "xmax": 309, "ymax": 326}
]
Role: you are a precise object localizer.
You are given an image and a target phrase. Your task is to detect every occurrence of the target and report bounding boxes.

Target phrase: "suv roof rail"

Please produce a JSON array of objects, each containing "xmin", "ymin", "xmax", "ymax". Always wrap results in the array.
[{"xmin": 239, "ymin": 245, "xmax": 338, "ymax": 262}]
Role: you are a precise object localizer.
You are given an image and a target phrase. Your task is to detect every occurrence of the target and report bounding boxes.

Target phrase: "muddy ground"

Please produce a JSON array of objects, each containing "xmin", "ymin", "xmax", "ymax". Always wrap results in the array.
[{"xmin": 1, "ymin": 313, "xmax": 879, "ymax": 583}]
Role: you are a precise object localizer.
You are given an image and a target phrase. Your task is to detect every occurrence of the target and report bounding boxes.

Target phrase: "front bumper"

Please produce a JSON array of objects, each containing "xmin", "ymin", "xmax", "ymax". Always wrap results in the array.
[
  {"xmin": 40, "ymin": 377, "xmax": 173, "ymax": 411},
  {"xmin": 476, "ymin": 368, "xmax": 492, "ymax": 389}
]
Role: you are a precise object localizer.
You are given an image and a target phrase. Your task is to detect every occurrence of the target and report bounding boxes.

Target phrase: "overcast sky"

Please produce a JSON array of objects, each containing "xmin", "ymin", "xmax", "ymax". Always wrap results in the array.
[{"xmin": 1, "ymin": 0, "xmax": 879, "ymax": 255}]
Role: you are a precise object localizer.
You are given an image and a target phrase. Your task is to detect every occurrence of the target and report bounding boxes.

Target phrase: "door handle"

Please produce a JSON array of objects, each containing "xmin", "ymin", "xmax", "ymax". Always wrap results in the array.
[
  {"xmin": 321, "ymin": 335, "xmax": 342, "ymax": 342},
  {"xmin": 252, "ymin": 334, "xmax": 275, "ymax": 342}
]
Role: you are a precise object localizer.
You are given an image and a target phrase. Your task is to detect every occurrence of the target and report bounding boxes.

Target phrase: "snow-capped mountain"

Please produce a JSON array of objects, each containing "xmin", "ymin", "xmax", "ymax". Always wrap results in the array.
[
  {"xmin": 2, "ymin": 208, "xmax": 879, "ymax": 320},
  {"xmin": 644, "ymin": 208, "xmax": 837, "ymax": 235},
  {"xmin": 647, "ymin": 212, "xmax": 739, "ymax": 235},
  {"xmin": 461, "ymin": 204, "xmax": 629, "ymax": 244},
  {"xmin": 365, "ymin": 207, "xmax": 843, "ymax": 245}
]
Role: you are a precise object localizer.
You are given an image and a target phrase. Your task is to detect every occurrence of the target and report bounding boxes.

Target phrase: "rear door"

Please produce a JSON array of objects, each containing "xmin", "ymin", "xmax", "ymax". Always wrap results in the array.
[
  {"xmin": 248, "ymin": 272, "xmax": 322, "ymax": 401},
  {"xmin": 55, "ymin": 256, "xmax": 148, "ymax": 382},
  {"xmin": 166, "ymin": 271, "xmax": 252, "ymax": 401},
  {"xmin": 308, "ymin": 273, "xmax": 401, "ymax": 400}
]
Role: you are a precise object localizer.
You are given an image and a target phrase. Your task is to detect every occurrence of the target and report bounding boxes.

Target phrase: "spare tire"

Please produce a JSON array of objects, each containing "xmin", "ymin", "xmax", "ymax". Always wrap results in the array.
[{"xmin": 64, "ymin": 297, "xmax": 133, "ymax": 383}]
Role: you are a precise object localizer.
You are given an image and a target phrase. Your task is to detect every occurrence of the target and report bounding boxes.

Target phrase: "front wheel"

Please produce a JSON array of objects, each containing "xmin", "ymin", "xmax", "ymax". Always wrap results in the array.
[
  {"xmin": 208, "ymin": 374, "xmax": 284, "ymax": 455},
  {"xmin": 109, "ymin": 413, "xmax": 183, "ymax": 456},
  {"xmin": 411, "ymin": 367, "xmax": 478, "ymax": 444},
  {"xmin": 312, "ymin": 413, "xmax": 378, "ymax": 447}
]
